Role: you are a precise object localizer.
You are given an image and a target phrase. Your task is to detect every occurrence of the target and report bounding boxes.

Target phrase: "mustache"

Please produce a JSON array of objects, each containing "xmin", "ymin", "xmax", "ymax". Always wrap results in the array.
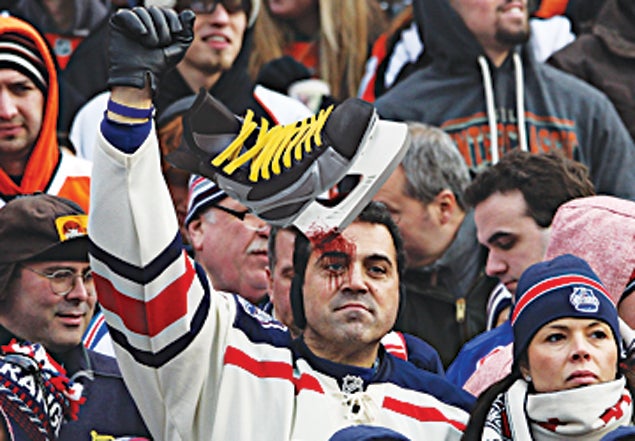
[
  {"xmin": 331, "ymin": 294, "xmax": 375, "ymax": 312},
  {"xmin": 247, "ymin": 238, "xmax": 268, "ymax": 254}
]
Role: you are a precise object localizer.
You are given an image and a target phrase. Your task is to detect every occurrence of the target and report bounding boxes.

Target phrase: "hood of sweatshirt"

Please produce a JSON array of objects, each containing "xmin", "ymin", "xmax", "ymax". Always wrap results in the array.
[
  {"xmin": 413, "ymin": 0, "xmax": 493, "ymax": 72},
  {"xmin": 409, "ymin": 0, "xmax": 532, "ymax": 163},
  {"xmin": 0, "ymin": 15, "xmax": 60, "ymax": 197}
]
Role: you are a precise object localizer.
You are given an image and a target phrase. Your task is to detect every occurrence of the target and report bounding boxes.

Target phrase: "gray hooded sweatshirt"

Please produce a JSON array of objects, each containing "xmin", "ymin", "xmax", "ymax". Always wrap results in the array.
[{"xmin": 375, "ymin": 0, "xmax": 635, "ymax": 200}]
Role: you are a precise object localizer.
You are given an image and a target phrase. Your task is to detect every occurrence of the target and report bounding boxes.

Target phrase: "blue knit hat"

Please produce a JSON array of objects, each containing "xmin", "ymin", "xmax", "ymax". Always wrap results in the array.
[
  {"xmin": 185, "ymin": 174, "xmax": 227, "ymax": 226},
  {"xmin": 511, "ymin": 254, "xmax": 620, "ymax": 364},
  {"xmin": 328, "ymin": 425, "xmax": 410, "ymax": 441}
]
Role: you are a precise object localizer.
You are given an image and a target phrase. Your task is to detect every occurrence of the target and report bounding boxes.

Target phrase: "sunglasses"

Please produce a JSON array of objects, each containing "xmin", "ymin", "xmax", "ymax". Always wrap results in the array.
[{"xmin": 178, "ymin": 0, "xmax": 249, "ymax": 14}]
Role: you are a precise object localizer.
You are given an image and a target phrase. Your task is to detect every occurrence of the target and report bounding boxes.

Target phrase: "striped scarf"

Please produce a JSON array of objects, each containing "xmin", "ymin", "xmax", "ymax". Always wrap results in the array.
[{"xmin": 482, "ymin": 377, "xmax": 633, "ymax": 440}]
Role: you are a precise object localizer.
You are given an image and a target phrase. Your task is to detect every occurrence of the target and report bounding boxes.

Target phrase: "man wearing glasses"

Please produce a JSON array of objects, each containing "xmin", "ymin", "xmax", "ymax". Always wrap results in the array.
[
  {"xmin": 154, "ymin": 0, "xmax": 264, "ymax": 118},
  {"xmin": 186, "ymin": 174, "xmax": 270, "ymax": 305},
  {"xmin": 0, "ymin": 194, "xmax": 150, "ymax": 440}
]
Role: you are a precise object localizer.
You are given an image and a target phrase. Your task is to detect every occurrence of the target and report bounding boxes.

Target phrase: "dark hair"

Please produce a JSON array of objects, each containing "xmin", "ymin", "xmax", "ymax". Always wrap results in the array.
[
  {"xmin": 290, "ymin": 201, "xmax": 406, "ymax": 329},
  {"xmin": 267, "ymin": 225, "xmax": 300, "ymax": 272},
  {"xmin": 464, "ymin": 151, "xmax": 595, "ymax": 227},
  {"xmin": 293, "ymin": 201, "xmax": 405, "ymax": 282},
  {"xmin": 461, "ymin": 369, "xmax": 523, "ymax": 441}
]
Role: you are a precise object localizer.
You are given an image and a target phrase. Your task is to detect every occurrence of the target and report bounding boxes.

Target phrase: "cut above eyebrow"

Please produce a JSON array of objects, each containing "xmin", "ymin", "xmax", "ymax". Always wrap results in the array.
[{"xmin": 315, "ymin": 251, "xmax": 395, "ymax": 268}]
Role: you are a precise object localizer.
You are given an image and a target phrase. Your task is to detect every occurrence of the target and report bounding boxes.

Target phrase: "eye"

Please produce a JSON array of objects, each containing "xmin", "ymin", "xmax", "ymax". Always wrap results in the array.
[
  {"xmin": 320, "ymin": 256, "xmax": 348, "ymax": 275},
  {"xmin": 590, "ymin": 329, "xmax": 609, "ymax": 340},
  {"xmin": 10, "ymin": 82, "xmax": 35, "ymax": 95},
  {"xmin": 325, "ymin": 262, "xmax": 346, "ymax": 273},
  {"xmin": 545, "ymin": 332, "xmax": 565, "ymax": 343},
  {"xmin": 493, "ymin": 236, "xmax": 516, "ymax": 251},
  {"xmin": 281, "ymin": 268, "xmax": 295, "ymax": 280},
  {"xmin": 82, "ymin": 269, "xmax": 94, "ymax": 283},
  {"xmin": 367, "ymin": 264, "xmax": 387, "ymax": 277}
]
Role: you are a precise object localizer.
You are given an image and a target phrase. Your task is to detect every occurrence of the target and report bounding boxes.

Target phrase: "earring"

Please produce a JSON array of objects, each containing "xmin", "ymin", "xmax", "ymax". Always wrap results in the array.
[{"xmin": 524, "ymin": 374, "xmax": 532, "ymax": 382}]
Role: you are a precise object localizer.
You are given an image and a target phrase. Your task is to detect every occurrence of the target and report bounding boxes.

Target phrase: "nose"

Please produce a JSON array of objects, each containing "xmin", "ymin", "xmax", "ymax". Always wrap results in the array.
[
  {"xmin": 570, "ymin": 334, "xmax": 592, "ymax": 361},
  {"xmin": 342, "ymin": 263, "xmax": 368, "ymax": 295},
  {"xmin": 245, "ymin": 215, "xmax": 270, "ymax": 235},
  {"xmin": 485, "ymin": 250, "xmax": 507, "ymax": 277},
  {"xmin": 65, "ymin": 275, "xmax": 92, "ymax": 302},
  {"xmin": 0, "ymin": 89, "xmax": 18, "ymax": 120},
  {"xmin": 204, "ymin": 3, "xmax": 231, "ymax": 23}
]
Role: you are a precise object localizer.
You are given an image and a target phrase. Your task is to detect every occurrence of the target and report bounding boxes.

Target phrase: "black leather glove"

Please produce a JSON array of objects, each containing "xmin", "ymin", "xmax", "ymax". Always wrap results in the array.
[
  {"xmin": 107, "ymin": 6, "xmax": 195, "ymax": 93},
  {"xmin": 256, "ymin": 55, "xmax": 312, "ymax": 94}
]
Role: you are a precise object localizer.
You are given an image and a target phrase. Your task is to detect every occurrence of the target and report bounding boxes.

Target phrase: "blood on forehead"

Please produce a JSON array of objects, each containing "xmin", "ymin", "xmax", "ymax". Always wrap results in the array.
[{"xmin": 306, "ymin": 226, "xmax": 356, "ymax": 258}]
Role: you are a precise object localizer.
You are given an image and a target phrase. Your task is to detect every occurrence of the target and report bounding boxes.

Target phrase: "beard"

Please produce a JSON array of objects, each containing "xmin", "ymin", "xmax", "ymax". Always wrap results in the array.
[{"xmin": 495, "ymin": 22, "xmax": 531, "ymax": 46}]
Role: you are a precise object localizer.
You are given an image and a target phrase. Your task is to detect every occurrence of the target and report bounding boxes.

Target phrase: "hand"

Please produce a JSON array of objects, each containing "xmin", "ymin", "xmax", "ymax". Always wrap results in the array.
[{"xmin": 107, "ymin": 6, "xmax": 195, "ymax": 94}]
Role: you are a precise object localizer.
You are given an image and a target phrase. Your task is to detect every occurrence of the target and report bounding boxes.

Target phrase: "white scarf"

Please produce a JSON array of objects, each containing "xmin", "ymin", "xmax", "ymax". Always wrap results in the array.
[{"xmin": 482, "ymin": 377, "xmax": 633, "ymax": 440}]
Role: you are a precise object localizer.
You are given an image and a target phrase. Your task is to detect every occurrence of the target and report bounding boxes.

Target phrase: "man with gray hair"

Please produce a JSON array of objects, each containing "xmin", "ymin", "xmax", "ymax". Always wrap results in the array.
[
  {"xmin": 186, "ymin": 174, "xmax": 270, "ymax": 305},
  {"xmin": 374, "ymin": 122, "xmax": 498, "ymax": 367}
]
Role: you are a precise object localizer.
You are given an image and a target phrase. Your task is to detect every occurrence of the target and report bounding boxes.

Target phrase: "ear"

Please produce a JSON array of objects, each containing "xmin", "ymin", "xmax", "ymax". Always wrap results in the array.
[
  {"xmin": 434, "ymin": 189, "xmax": 458, "ymax": 225},
  {"xmin": 265, "ymin": 266, "xmax": 273, "ymax": 287},
  {"xmin": 519, "ymin": 361, "xmax": 530, "ymax": 379},
  {"xmin": 290, "ymin": 273, "xmax": 307, "ymax": 330},
  {"xmin": 187, "ymin": 218, "xmax": 204, "ymax": 251}
]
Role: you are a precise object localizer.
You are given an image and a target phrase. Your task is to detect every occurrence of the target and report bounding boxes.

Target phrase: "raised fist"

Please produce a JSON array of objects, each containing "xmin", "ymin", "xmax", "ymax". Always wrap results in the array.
[{"xmin": 107, "ymin": 6, "xmax": 195, "ymax": 94}]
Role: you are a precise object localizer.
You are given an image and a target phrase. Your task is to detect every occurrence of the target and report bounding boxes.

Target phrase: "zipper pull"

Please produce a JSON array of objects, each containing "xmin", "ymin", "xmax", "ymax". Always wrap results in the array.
[{"xmin": 456, "ymin": 298, "xmax": 466, "ymax": 323}]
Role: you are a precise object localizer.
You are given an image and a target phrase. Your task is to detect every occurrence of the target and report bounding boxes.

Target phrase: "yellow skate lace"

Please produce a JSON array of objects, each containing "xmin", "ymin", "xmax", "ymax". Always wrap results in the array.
[
  {"xmin": 90, "ymin": 431, "xmax": 115, "ymax": 441},
  {"xmin": 211, "ymin": 105, "xmax": 334, "ymax": 182}
]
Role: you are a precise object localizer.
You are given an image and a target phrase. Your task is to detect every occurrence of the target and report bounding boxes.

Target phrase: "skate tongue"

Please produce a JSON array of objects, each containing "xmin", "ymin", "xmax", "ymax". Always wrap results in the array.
[{"xmin": 166, "ymin": 89, "xmax": 244, "ymax": 179}]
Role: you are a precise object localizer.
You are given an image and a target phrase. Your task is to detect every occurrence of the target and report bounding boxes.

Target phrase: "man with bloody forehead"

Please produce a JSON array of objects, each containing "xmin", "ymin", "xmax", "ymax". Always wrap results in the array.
[{"xmin": 88, "ymin": 5, "xmax": 474, "ymax": 440}]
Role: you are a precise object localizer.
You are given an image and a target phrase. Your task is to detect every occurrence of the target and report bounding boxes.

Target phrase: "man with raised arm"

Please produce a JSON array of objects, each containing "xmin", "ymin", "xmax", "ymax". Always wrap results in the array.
[{"xmin": 89, "ymin": 6, "xmax": 474, "ymax": 440}]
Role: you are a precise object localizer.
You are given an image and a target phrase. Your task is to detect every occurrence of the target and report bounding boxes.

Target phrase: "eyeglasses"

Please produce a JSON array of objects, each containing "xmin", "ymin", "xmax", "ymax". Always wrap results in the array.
[
  {"xmin": 178, "ymin": 0, "xmax": 248, "ymax": 14},
  {"xmin": 209, "ymin": 204, "xmax": 267, "ymax": 231},
  {"xmin": 211, "ymin": 204, "xmax": 251, "ymax": 221},
  {"xmin": 22, "ymin": 266, "xmax": 94, "ymax": 297}
]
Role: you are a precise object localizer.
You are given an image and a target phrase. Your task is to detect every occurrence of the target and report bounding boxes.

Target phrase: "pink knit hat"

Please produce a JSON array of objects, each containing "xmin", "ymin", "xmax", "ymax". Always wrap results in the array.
[{"xmin": 544, "ymin": 195, "xmax": 635, "ymax": 304}]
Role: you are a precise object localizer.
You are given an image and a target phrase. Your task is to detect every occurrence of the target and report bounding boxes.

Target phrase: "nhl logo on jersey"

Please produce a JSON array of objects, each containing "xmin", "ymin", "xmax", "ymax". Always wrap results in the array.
[
  {"xmin": 569, "ymin": 286, "xmax": 600, "ymax": 313},
  {"xmin": 341, "ymin": 375, "xmax": 364, "ymax": 395}
]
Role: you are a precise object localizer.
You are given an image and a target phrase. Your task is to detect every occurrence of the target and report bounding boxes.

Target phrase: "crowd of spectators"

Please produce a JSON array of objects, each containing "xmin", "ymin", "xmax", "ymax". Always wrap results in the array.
[{"xmin": 0, "ymin": 0, "xmax": 633, "ymax": 439}]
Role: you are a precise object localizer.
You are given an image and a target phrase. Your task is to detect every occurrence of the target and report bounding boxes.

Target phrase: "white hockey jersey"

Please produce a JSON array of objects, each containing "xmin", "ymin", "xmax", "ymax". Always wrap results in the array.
[{"xmin": 88, "ymin": 121, "xmax": 474, "ymax": 440}]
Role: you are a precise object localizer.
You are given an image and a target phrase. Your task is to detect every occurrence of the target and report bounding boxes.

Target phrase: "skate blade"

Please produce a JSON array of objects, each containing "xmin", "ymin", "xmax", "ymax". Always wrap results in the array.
[{"xmin": 293, "ymin": 119, "xmax": 409, "ymax": 234}]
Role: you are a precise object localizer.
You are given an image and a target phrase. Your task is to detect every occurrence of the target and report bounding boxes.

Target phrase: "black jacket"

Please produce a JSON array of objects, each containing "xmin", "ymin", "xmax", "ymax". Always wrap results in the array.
[{"xmin": 395, "ymin": 212, "xmax": 497, "ymax": 368}]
